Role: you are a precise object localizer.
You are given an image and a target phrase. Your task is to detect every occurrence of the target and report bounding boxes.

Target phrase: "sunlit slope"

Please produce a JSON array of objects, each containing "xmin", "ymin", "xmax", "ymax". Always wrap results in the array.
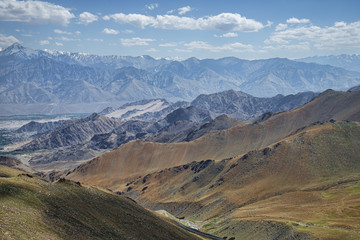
[
  {"xmin": 0, "ymin": 165, "xmax": 200, "ymax": 240},
  {"xmin": 124, "ymin": 121, "xmax": 360, "ymax": 240},
  {"xmin": 68, "ymin": 90, "xmax": 360, "ymax": 188}
]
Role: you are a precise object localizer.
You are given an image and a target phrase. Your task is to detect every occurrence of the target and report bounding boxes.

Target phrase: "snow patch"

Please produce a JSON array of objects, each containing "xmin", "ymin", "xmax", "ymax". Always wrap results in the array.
[{"xmin": 106, "ymin": 100, "xmax": 168, "ymax": 120}]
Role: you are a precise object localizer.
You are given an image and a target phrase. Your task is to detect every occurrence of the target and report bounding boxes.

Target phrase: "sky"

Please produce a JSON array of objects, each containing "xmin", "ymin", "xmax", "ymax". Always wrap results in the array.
[{"xmin": 0, "ymin": 0, "xmax": 359, "ymax": 59}]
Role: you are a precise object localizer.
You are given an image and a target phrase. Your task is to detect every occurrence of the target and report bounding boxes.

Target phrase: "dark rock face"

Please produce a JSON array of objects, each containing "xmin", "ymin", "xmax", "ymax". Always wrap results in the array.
[
  {"xmin": 20, "ymin": 113, "xmax": 123, "ymax": 150},
  {"xmin": 165, "ymin": 106, "xmax": 215, "ymax": 124},
  {"xmin": 16, "ymin": 120, "xmax": 66, "ymax": 134},
  {"xmin": 191, "ymin": 90, "xmax": 318, "ymax": 120},
  {"xmin": 348, "ymin": 84, "xmax": 360, "ymax": 92}
]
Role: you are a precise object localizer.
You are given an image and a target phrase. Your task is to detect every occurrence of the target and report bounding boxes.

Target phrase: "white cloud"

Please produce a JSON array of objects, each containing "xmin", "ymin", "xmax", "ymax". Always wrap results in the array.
[
  {"xmin": 103, "ymin": 13, "xmax": 155, "ymax": 29},
  {"xmin": 146, "ymin": 48, "xmax": 158, "ymax": 52},
  {"xmin": 21, "ymin": 33, "xmax": 32, "ymax": 37},
  {"xmin": 178, "ymin": 6, "xmax": 192, "ymax": 15},
  {"xmin": 159, "ymin": 42, "xmax": 177, "ymax": 47},
  {"xmin": 286, "ymin": 17, "xmax": 310, "ymax": 24},
  {"xmin": 104, "ymin": 12, "xmax": 264, "ymax": 32},
  {"xmin": 54, "ymin": 29, "xmax": 72, "ymax": 35},
  {"xmin": 55, "ymin": 42, "xmax": 63, "ymax": 46},
  {"xmin": 146, "ymin": 3, "xmax": 158, "ymax": 10},
  {"xmin": 183, "ymin": 41, "xmax": 254, "ymax": 52},
  {"xmin": 120, "ymin": 37, "xmax": 155, "ymax": 46},
  {"xmin": 174, "ymin": 48, "xmax": 192, "ymax": 53},
  {"xmin": 78, "ymin": 12, "xmax": 98, "ymax": 25},
  {"xmin": 214, "ymin": 32, "xmax": 238, "ymax": 38},
  {"xmin": 266, "ymin": 21, "xmax": 273, "ymax": 27},
  {"xmin": 0, "ymin": 0, "xmax": 74, "ymax": 26},
  {"xmin": 122, "ymin": 29, "xmax": 134, "ymax": 34},
  {"xmin": 103, "ymin": 28, "xmax": 119, "ymax": 35},
  {"xmin": 87, "ymin": 38, "xmax": 103, "ymax": 42},
  {"xmin": 265, "ymin": 20, "xmax": 360, "ymax": 51},
  {"xmin": 0, "ymin": 33, "xmax": 19, "ymax": 47},
  {"xmin": 264, "ymin": 42, "xmax": 310, "ymax": 51},
  {"xmin": 59, "ymin": 36, "xmax": 80, "ymax": 41},
  {"xmin": 39, "ymin": 40, "xmax": 49, "ymax": 45},
  {"xmin": 275, "ymin": 23, "xmax": 288, "ymax": 31}
]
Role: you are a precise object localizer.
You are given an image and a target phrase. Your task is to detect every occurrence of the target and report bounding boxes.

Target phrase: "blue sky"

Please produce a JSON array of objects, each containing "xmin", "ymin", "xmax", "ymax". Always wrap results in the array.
[{"xmin": 0, "ymin": 0, "xmax": 359, "ymax": 59}]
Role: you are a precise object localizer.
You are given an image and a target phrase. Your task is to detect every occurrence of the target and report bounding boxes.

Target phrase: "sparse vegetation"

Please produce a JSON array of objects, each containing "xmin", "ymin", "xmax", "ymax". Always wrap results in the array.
[{"xmin": 0, "ymin": 165, "xmax": 199, "ymax": 240}]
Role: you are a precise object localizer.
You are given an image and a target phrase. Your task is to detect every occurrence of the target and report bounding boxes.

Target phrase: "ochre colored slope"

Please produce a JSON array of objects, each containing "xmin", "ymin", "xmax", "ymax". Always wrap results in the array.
[
  {"xmin": 68, "ymin": 90, "xmax": 360, "ymax": 189},
  {"xmin": 123, "ymin": 121, "xmax": 360, "ymax": 240}
]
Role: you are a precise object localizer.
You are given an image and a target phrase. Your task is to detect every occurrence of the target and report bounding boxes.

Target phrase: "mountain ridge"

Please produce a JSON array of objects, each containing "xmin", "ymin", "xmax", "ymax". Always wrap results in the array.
[
  {"xmin": 1, "ymin": 44, "xmax": 360, "ymax": 115},
  {"xmin": 67, "ymin": 89, "xmax": 360, "ymax": 187}
]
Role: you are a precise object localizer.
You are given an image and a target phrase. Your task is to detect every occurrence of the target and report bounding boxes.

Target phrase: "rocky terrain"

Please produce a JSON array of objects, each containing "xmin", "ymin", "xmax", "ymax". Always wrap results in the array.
[
  {"xmin": 2, "ymin": 88, "xmax": 319, "ymax": 172},
  {"xmin": 67, "ymin": 89, "xmax": 360, "ymax": 239},
  {"xmin": 68, "ymin": 89, "xmax": 360, "ymax": 185}
]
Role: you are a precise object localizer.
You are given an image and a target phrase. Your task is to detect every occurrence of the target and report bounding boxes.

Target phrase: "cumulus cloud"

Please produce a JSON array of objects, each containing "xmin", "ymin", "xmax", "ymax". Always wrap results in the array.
[
  {"xmin": 103, "ymin": 13, "xmax": 155, "ymax": 29},
  {"xmin": 266, "ymin": 21, "xmax": 273, "ymax": 27},
  {"xmin": 103, "ymin": 28, "xmax": 119, "ymax": 35},
  {"xmin": 275, "ymin": 23, "xmax": 288, "ymax": 31},
  {"xmin": 54, "ymin": 29, "xmax": 72, "ymax": 35},
  {"xmin": 87, "ymin": 38, "xmax": 103, "ymax": 42},
  {"xmin": 183, "ymin": 41, "xmax": 254, "ymax": 52},
  {"xmin": 265, "ymin": 20, "xmax": 360, "ymax": 50},
  {"xmin": 0, "ymin": 33, "xmax": 19, "ymax": 47},
  {"xmin": 120, "ymin": 37, "xmax": 155, "ymax": 46},
  {"xmin": 159, "ymin": 42, "xmax": 178, "ymax": 47},
  {"xmin": 104, "ymin": 12, "xmax": 264, "ymax": 32},
  {"xmin": 55, "ymin": 42, "xmax": 63, "ymax": 46},
  {"xmin": 0, "ymin": 0, "xmax": 74, "ymax": 26},
  {"xmin": 286, "ymin": 17, "xmax": 310, "ymax": 24},
  {"xmin": 214, "ymin": 32, "xmax": 238, "ymax": 38},
  {"xmin": 146, "ymin": 48, "xmax": 158, "ymax": 52},
  {"xmin": 146, "ymin": 3, "xmax": 158, "ymax": 10},
  {"xmin": 178, "ymin": 6, "xmax": 192, "ymax": 15},
  {"xmin": 39, "ymin": 40, "xmax": 49, "ymax": 45},
  {"xmin": 78, "ymin": 12, "xmax": 98, "ymax": 25},
  {"xmin": 59, "ymin": 36, "xmax": 80, "ymax": 41},
  {"xmin": 122, "ymin": 29, "xmax": 134, "ymax": 34}
]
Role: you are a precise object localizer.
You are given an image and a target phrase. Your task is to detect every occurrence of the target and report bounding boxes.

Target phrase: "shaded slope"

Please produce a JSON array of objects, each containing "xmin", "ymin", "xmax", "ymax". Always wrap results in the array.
[
  {"xmin": 121, "ymin": 121, "xmax": 360, "ymax": 240},
  {"xmin": 20, "ymin": 113, "xmax": 122, "ymax": 151},
  {"xmin": 68, "ymin": 89, "xmax": 360, "ymax": 188},
  {"xmin": 0, "ymin": 155, "xmax": 36, "ymax": 173},
  {"xmin": 149, "ymin": 114, "xmax": 241, "ymax": 143},
  {"xmin": 191, "ymin": 89, "xmax": 317, "ymax": 120},
  {"xmin": 0, "ymin": 165, "xmax": 200, "ymax": 240}
]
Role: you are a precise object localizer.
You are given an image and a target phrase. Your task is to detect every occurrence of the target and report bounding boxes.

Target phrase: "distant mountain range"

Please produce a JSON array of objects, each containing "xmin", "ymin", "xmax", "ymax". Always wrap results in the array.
[
  {"xmin": 102, "ymin": 90, "xmax": 317, "ymax": 122},
  {"xmin": 298, "ymin": 54, "xmax": 360, "ymax": 73},
  {"xmin": 10, "ymin": 88, "xmax": 318, "ymax": 170},
  {"xmin": 1, "ymin": 43, "xmax": 359, "ymax": 115}
]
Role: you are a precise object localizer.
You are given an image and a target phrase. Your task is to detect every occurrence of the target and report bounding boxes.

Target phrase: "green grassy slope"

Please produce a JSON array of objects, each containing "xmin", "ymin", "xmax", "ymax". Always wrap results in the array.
[{"xmin": 0, "ymin": 165, "xmax": 200, "ymax": 240}]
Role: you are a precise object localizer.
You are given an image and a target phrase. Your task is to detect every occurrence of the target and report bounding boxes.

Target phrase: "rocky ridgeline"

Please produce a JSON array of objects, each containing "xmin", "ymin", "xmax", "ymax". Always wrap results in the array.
[{"xmin": 1, "ymin": 43, "xmax": 360, "ymax": 116}]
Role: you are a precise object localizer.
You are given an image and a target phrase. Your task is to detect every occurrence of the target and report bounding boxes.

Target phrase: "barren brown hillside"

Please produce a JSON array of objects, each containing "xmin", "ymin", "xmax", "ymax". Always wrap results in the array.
[
  {"xmin": 122, "ymin": 121, "xmax": 360, "ymax": 239},
  {"xmin": 68, "ymin": 90, "xmax": 360, "ymax": 189}
]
